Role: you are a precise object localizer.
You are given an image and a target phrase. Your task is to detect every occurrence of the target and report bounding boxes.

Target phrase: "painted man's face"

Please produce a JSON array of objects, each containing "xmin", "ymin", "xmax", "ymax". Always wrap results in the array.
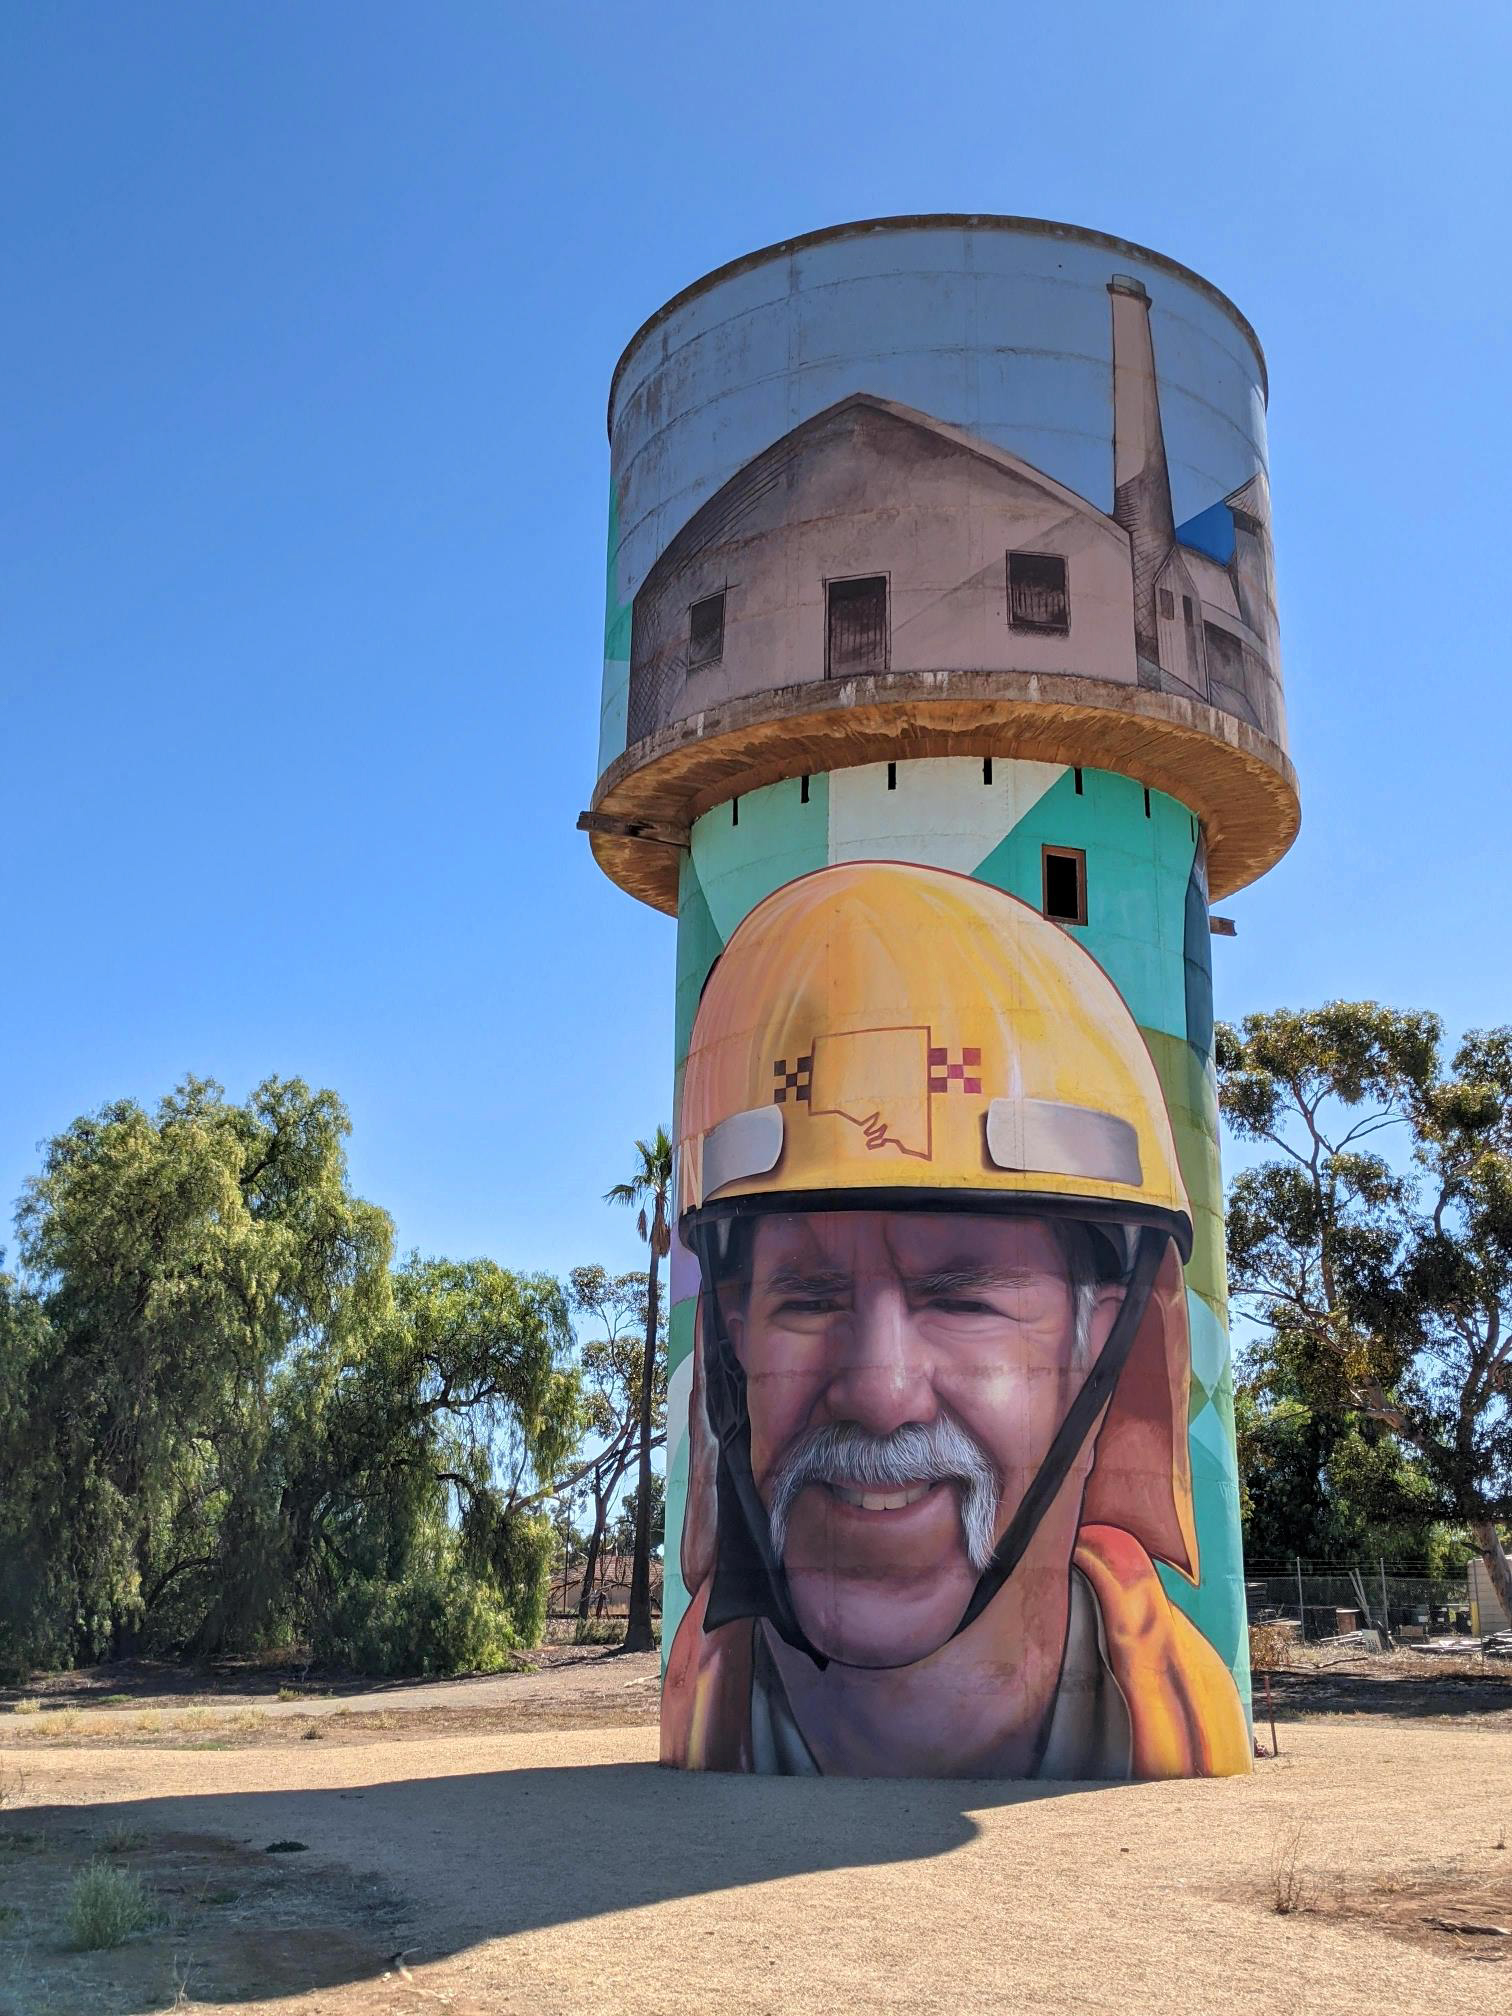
[{"xmin": 726, "ymin": 1211, "xmax": 1126, "ymax": 1668}]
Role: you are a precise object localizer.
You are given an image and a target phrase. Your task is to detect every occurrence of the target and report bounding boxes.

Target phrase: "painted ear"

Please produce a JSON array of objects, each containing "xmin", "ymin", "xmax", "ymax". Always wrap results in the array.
[{"xmin": 679, "ymin": 1298, "xmax": 720, "ymax": 1597}]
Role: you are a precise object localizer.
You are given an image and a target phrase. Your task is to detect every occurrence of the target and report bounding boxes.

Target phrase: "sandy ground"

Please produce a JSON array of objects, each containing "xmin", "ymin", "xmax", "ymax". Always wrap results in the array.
[{"xmin": 3, "ymin": 1681, "xmax": 1512, "ymax": 2015}]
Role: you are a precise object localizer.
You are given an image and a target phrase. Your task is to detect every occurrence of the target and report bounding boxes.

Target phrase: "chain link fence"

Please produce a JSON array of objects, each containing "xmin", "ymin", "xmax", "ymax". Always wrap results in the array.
[{"xmin": 1245, "ymin": 1559, "xmax": 1475, "ymax": 1642}]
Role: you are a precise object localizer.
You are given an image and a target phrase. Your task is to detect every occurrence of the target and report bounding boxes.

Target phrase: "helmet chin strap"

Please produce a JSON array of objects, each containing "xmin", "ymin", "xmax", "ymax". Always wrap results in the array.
[
  {"xmin": 946, "ymin": 1223, "xmax": 1164, "ymax": 1640},
  {"xmin": 691, "ymin": 1219, "xmax": 1167, "ymax": 1673}
]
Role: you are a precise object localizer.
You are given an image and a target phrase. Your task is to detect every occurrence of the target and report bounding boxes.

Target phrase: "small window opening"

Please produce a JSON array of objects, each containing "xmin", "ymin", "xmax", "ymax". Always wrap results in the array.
[
  {"xmin": 1158, "ymin": 587, "xmax": 1175, "ymax": 621},
  {"xmin": 1143, "ymin": 787, "xmax": 1152, "ymax": 818},
  {"xmin": 826, "ymin": 574, "xmax": 889, "ymax": 676},
  {"xmin": 1007, "ymin": 551, "xmax": 1070, "ymax": 634},
  {"xmin": 982, "ymin": 756, "xmax": 993, "ymax": 785},
  {"xmin": 731, "ymin": 797, "xmax": 739, "ymax": 827},
  {"xmin": 800, "ymin": 775, "xmax": 810, "ymax": 805},
  {"xmin": 689, "ymin": 591, "xmax": 725, "ymax": 669},
  {"xmin": 1042, "ymin": 846, "xmax": 1087, "ymax": 926},
  {"xmin": 1074, "ymin": 766, "xmax": 1084, "ymax": 796},
  {"xmin": 886, "ymin": 762, "xmax": 897, "ymax": 791}
]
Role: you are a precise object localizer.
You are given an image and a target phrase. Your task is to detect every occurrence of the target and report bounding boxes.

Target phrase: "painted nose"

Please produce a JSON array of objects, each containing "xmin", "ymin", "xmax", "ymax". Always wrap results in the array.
[{"xmin": 819, "ymin": 1283, "xmax": 936, "ymax": 1437}]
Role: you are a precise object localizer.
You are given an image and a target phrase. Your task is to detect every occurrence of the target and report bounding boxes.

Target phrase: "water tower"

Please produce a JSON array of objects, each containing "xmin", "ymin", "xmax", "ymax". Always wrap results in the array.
[{"xmin": 581, "ymin": 217, "xmax": 1294, "ymax": 1779}]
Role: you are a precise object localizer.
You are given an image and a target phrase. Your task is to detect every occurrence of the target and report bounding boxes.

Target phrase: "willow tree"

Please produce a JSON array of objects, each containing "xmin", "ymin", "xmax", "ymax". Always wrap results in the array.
[
  {"xmin": 3, "ymin": 1077, "xmax": 582, "ymax": 1676},
  {"xmin": 1218, "ymin": 1005, "xmax": 1512, "ymax": 1622},
  {"xmin": 5, "ymin": 1076, "xmax": 394, "ymax": 1665}
]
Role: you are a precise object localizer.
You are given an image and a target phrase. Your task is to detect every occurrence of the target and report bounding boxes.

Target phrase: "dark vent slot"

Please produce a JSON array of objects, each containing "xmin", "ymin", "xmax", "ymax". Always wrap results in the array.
[{"xmin": 1042, "ymin": 846, "xmax": 1087, "ymax": 926}]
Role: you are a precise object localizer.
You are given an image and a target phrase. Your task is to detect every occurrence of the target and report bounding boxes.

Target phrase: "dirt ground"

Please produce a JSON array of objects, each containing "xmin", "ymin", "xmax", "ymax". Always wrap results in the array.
[{"xmin": 3, "ymin": 1651, "xmax": 1511, "ymax": 2016}]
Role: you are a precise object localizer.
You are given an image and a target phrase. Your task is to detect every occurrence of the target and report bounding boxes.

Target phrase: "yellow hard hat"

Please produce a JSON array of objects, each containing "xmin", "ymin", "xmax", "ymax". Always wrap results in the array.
[{"xmin": 678, "ymin": 860, "xmax": 1192, "ymax": 1255}]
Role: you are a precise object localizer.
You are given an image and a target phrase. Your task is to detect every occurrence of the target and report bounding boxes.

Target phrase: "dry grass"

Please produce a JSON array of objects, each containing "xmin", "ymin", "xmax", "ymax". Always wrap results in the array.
[
  {"xmin": 66, "ymin": 1858, "xmax": 159, "ymax": 1949},
  {"xmin": 1249, "ymin": 1620, "xmax": 1294, "ymax": 1671},
  {"xmin": 1292, "ymin": 1640, "xmax": 1504, "ymax": 1681},
  {"xmin": 1268, "ymin": 1817, "xmax": 1310, "ymax": 1914}
]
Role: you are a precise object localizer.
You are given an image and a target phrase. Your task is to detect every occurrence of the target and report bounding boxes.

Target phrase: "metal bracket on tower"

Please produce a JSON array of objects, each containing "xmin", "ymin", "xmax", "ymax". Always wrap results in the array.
[{"xmin": 577, "ymin": 809, "xmax": 690, "ymax": 851}]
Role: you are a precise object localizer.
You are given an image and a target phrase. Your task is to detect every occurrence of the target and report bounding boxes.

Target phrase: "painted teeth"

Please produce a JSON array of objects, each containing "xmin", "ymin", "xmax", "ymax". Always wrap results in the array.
[{"xmin": 831, "ymin": 1482, "xmax": 933, "ymax": 1512}]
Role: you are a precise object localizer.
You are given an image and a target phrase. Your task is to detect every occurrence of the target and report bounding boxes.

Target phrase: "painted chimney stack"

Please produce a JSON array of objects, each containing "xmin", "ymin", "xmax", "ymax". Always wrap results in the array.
[{"xmin": 1109, "ymin": 274, "xmax": 1178, "ymax": 684}]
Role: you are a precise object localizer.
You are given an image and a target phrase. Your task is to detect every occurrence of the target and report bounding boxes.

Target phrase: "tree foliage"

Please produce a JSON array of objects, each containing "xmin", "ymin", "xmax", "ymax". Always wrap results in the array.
[
  {"xmin": 565, "ymin": 1267, "xmax": 665, "ymax": 1618},
  {"xmin": 1233, "ymin": 1379, "xmax": 1454, "ymax": 1569},
  {"xmin": 0, "ymin": 1078, "xmax": 580, "ymax": 1678},
  {"xmin": 610, "ymin": 1474, "xmax": 665, "ymax": 1560},
  {"xmin": 604, "ymin": 1127, "xmax": 673, "ymax": 1654},
  {"xmin": 1217, "ymin": 1004, "xmax": 1512, "ymax": 1616}
]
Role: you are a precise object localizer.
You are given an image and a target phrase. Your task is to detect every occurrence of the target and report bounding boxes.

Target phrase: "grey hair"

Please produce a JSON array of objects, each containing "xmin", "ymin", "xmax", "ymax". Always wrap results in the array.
[{"xmin": 1052, "ymin": 1219, "xmax": 1134, "ymax": 1370}]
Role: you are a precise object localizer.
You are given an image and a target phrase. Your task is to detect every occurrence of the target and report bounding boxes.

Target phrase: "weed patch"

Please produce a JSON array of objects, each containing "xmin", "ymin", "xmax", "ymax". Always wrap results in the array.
[
  {"xmin": 67, "ymin": 1859, "xmax": 158, "ymax": 1949},
  {"xmin": 1269, "ymin": 1819, "xmax": 1309, "ymax": 1915}
]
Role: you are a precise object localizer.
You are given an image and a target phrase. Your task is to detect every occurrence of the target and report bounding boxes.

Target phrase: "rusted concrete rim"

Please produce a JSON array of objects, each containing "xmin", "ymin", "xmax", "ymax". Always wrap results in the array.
[
  {"xmin": 586, "ymin": 672, "xmax": 1300, "ymax": 915},
  {"xmin": 608, "ymin": 214, "xmax": 1268, "ymax": 435}
]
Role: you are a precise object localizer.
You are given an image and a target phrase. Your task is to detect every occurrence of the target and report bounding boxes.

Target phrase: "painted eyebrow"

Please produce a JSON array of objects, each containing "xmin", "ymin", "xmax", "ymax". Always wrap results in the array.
[
  {"xmin": 903, "ymin": 1264, "xmax": 1043, "ymax": 1297},
  {"xmin": 759, "ymin": 1262, "xmax": 1043, "ymax": 1299},
  {"xmin": 761, "ymin": 1266, "xmax": 853, "ymax": 1298}
]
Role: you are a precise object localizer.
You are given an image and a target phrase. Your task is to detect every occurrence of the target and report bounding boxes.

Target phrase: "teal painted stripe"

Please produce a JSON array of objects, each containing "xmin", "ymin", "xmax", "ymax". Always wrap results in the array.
[{"xmin": 973, "ymin": 767, "xmax": 1198, "ymax": 1042}]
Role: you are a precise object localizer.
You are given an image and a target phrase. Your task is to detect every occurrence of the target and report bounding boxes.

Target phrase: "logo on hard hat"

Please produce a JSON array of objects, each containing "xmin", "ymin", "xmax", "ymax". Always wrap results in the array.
[{"xmin": 771, "ymin": 1027, "xmax": 986, "ymax": 1162}]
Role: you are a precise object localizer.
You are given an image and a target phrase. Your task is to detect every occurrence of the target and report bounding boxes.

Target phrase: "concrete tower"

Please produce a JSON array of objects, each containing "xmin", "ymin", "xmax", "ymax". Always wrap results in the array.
[{"xmin": 582, "ymin": 217, "xmax": 1296, "ymax": 1781}]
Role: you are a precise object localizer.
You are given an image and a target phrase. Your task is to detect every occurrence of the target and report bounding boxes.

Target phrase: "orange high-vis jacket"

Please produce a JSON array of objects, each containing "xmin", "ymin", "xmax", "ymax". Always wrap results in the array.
[{"xmin": 662, "ymin": 1522, "xmax": 1251, "ymax": 1779}]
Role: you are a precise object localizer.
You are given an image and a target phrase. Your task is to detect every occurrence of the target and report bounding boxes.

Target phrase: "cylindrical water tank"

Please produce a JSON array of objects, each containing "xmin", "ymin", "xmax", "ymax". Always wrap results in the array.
[{"xmin": 583, "ymin": 217, "xmax": 1295, "ymax": 1781}]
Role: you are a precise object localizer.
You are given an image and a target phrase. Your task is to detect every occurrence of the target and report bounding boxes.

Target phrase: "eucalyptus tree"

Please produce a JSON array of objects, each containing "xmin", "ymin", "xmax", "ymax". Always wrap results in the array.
[
  {"xmin": 566, "ymin": 1266, "xmax": 665, "ymax": 1618},
  {"xmin": 1218, "ymin": 1005, "xmax": 1512, "ymax": 1620}
]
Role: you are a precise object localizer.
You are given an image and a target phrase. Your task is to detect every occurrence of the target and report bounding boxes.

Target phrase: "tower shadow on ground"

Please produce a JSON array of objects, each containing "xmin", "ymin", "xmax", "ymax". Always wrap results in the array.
[{"xmin": 16, "ymin": 1755, "xmax": 1132, "ymax": 2005}]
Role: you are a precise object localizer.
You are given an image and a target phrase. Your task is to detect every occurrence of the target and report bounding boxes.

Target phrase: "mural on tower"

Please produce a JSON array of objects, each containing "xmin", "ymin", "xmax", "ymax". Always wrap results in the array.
[
  {"xmin": 663, "ymin": 857, "xmax": 1249, "ymax": 1779},
  {"xmin": 586, "ymin": 219, "xmax": 1293, "ymax": 1783},
  {"xmin": 621, "ymin": 274, "xmax": 1283, "ymax": 760}
]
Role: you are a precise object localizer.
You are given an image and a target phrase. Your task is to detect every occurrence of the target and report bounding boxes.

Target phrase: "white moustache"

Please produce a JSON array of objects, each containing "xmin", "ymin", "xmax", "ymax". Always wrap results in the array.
[{"xmin": 766, "ymin": 1418, "xmax": 1001, "ymax": 1573}]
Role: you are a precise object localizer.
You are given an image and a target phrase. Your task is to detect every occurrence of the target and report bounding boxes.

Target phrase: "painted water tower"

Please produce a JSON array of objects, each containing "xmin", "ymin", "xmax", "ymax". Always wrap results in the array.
[{"xmin": 581, "ymin": 217, "xmax": 1296, "ymax": 1780}]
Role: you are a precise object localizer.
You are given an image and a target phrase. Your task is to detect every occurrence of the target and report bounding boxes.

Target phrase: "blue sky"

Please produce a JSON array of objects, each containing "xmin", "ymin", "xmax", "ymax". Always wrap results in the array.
[{"xmin": 3, "ymin": 2, "xmax": 1508, "ymax": 1285}]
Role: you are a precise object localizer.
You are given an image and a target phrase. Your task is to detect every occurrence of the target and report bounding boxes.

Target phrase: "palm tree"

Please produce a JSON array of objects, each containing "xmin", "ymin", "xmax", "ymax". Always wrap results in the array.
[{"xmin": 604, "ymin": 1126, "xmax": 673, "ymax": 1653}]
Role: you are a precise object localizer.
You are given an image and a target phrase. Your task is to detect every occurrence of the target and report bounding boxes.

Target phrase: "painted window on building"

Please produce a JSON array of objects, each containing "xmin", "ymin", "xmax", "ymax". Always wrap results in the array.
[
  {"xmin": 826, "ymin": 574, "xmax": 889, "ymax": 677},
  {"xmin": 688, "ymin": 591, "xmax": 725, "ymax": 669},
  {"xmin": 1008, "ymin": 551, "xmax": 1070, "ymax": 634}
]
